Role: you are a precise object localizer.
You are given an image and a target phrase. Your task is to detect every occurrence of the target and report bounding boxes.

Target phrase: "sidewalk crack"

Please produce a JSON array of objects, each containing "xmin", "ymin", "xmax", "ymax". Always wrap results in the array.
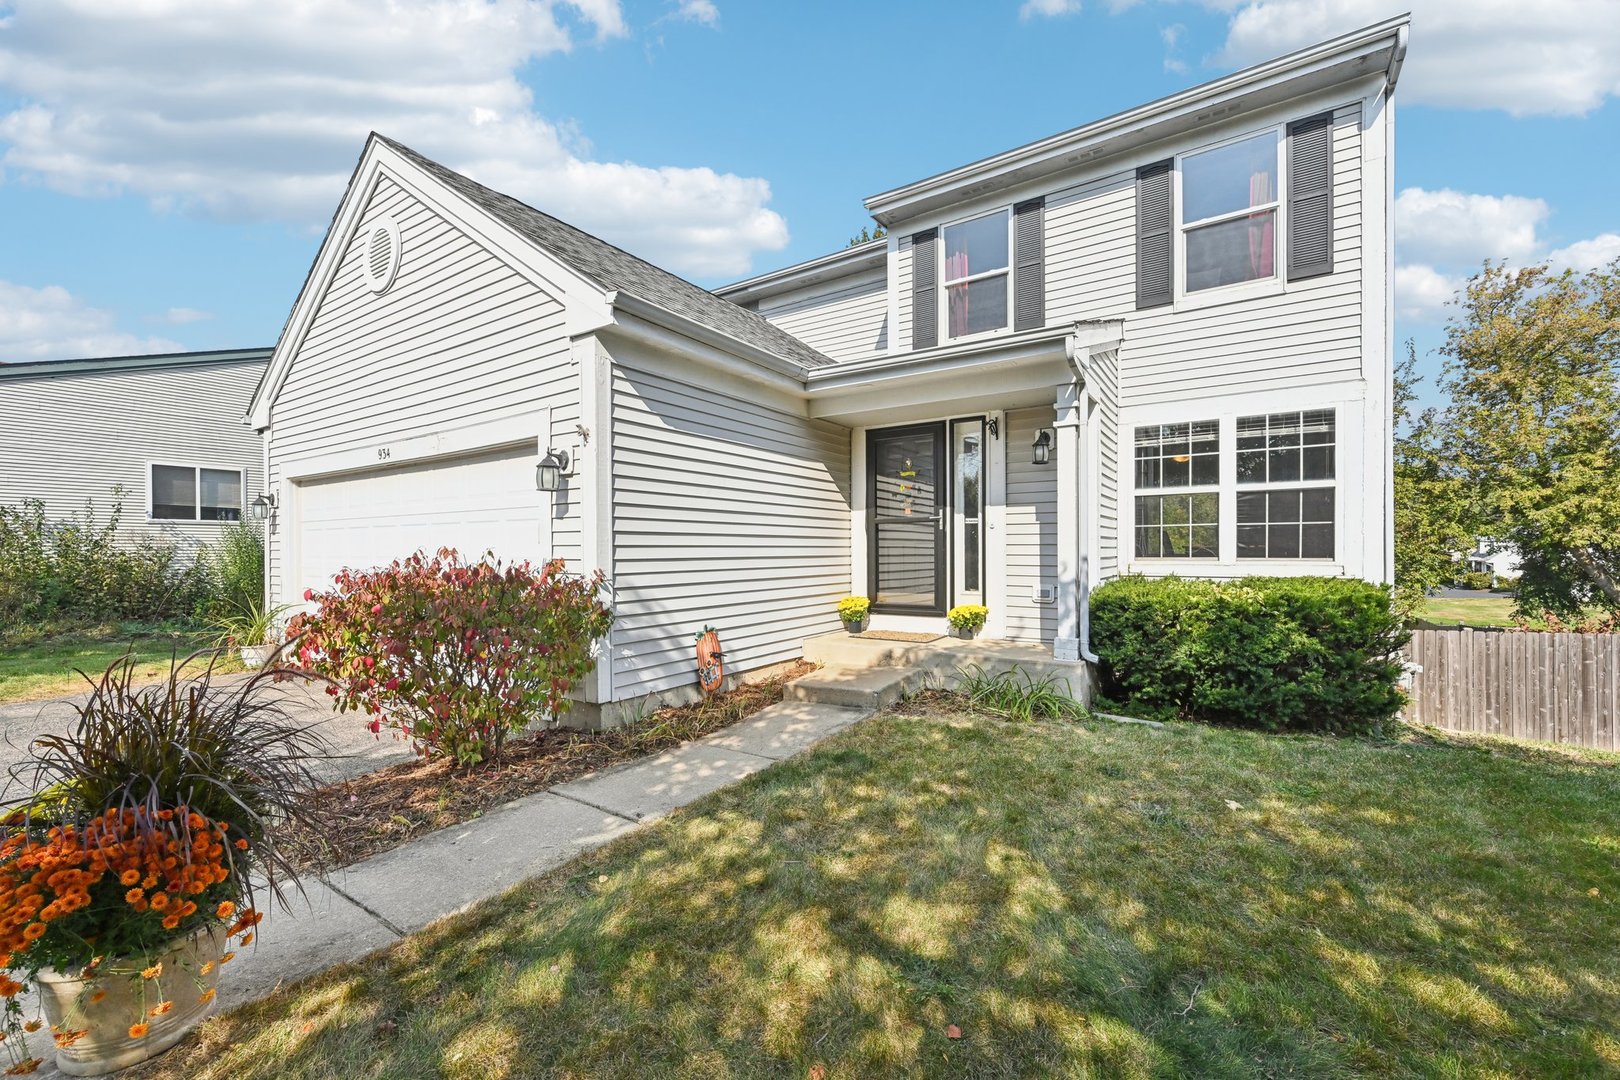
[
  {"xmin": 321, "ymin": 878, "xmax": 409, "ymax": 937},
  {"xmin": 548, "ymin": 789, "xmax": 642, "ymax": 824}
]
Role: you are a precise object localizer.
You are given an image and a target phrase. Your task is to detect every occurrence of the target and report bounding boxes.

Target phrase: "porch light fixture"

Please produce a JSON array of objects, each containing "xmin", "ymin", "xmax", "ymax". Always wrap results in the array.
[
  {"xmin": 535, "ymin": 449, "xmax": 571, "ymax": 492},
  {"xmin": 1031, "ymin": 429, "xmax": 1053, "ymax": 466},
  {"xmin": 248, "ymin": 492, "xmax": 277, "ymax": 521}
]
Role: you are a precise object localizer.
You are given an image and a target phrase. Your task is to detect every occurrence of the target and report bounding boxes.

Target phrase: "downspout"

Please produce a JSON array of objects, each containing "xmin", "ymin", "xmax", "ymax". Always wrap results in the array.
[{"xmin": 1063, "ymin": 338, "xmax": 1101, "ymax": 664}]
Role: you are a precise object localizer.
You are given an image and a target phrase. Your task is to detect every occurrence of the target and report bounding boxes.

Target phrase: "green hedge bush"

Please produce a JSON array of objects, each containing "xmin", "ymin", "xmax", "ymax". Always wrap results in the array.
[
  {"xmin": 1090, "ymin": 575, "xmax": 1407, "ymax": 734},
  {"xmin": 0, "ymin": 495, "xmax": 213, "ymax": 635},
  {"xmin": 1457, "ymin": 570, "xmax": 1495, "ymax": 592}
]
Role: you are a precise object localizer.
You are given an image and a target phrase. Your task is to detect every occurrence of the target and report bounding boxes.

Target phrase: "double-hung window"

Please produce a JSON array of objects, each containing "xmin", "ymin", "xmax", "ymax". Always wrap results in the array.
[
  {"xmin": 941, "ymin": 209, "xmax": 1010, "ymax": 339},
  {"xmin": 1180, "ymin": 129, "xmax": 1282, "ymax": 294},
  {"xmin": 1133, "ymin": 421, "xmax": 1219, "ymax": 558},
  {"xmin": 150, "ymin": 464, "xmax": 244, "ymax": 522},
  {"xmin": 1236, "ymin": 409, "xmax": 1336, "ymax": 559}
]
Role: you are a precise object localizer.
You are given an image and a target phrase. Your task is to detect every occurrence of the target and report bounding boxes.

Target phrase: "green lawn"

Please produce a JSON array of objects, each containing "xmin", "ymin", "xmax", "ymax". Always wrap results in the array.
[
  {"xmin": 141, "ymin": 701, "xmax": 1620, "ymax": 1079},
  {"xmin": 1417, "ymin": 594, "xmax": 1519, "ymax": 628},
  {"xmin": 0, "ymin": 622, "xmax": 233, "ymax": 703}
]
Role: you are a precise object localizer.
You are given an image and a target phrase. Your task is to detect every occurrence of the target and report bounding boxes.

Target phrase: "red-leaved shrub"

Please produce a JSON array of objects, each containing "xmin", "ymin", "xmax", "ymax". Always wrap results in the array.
[{"xmin": 287, "ymin": 548, "xmax": 613, "ymax": 766}]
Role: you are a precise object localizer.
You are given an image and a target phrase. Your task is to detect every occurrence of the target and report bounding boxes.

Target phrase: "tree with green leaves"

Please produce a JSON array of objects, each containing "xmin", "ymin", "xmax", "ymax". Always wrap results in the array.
[
  {"xmin": 1437, "ymin": 259, "xmax": 1620, "ymax": 616},
  {"xmin": 1392, "ymin": 341, "xmax": 1471, "ymax": 613},
  {"xmin": 847, "ymin": 224, "xmax": 887, "ymax": 248}
]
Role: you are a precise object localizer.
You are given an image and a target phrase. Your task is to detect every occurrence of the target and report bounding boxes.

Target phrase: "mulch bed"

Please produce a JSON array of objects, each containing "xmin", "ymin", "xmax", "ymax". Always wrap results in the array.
[{"xmin": 283, "ymin": 661, "xmax": 818, "ymax": 872}]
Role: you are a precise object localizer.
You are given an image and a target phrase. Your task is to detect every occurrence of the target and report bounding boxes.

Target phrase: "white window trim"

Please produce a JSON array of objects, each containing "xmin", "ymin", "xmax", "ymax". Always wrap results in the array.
[
  {"xmin": 147, "ymin": 461, "xmax": 247, "ymax": 523},
  {"xmin": 1132, "ymin": 421, "xmax": 1222, "ymax": 562},
  {"xmin": 1122, "ymin": 399, "xmax": 1350, "ymax": 575},
  {"xmin": 1172, "ymin": 123, "xmax": 1287, "ymax": 309},
  {"xmin": 937, "ymin": 206, "xmax": 1014, "ymax": 345}
]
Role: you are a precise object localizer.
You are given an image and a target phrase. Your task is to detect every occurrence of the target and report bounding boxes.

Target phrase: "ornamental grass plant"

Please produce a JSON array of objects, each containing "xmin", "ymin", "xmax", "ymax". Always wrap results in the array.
[{"xmin": 0, "ymin": 652, "xmax": 329, "ymax": 1072}]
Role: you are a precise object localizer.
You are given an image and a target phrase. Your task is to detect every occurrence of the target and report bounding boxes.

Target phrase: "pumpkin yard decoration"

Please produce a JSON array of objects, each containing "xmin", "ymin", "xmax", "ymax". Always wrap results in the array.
[{"xmin": 694, "ymin": 626, "xmax": 724, "ymax": 695}]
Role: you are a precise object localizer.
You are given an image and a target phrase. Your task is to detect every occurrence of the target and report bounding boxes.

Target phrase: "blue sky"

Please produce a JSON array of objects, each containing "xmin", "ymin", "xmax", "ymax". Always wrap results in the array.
[{"xmin": 1, "ymin": 0, "xmax": 1617, "ymax": 403}]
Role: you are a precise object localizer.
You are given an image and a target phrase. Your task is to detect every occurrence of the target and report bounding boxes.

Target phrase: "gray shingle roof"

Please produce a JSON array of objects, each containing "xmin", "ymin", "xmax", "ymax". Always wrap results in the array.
[{"xmin": 378, "ymin": 136, "xmax": 834, "ymax": 371}]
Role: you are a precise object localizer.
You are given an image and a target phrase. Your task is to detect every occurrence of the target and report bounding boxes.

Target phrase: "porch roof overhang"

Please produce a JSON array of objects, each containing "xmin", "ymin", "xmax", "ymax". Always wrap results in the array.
[{"xmin": 803, "ymin": 321, "xmax": 1122, "ymax": 426}]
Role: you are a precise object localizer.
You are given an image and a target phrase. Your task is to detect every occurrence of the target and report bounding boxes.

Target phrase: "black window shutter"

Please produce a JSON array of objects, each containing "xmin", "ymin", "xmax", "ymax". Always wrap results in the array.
[
  {"xmin": 911, "ymin": 228, "xmax": 938, "ymax": 350},
  {"xmin": 1135, "ymin": 160, "xmax": 1173, "ymax": 309},
  {"xmin": 1286, "ymin": 112, "xmax": 1335, "ymax": 280},
  {"xmin": 1013, "ymin": 197, "xmax": 1045, "ymax": 331}
]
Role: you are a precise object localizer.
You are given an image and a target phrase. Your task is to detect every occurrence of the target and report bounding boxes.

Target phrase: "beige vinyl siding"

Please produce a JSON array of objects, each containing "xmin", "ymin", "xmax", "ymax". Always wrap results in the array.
[
  {"xmin": 1044, "ymin": 102, "xmax": 1364, "ymax": 409},
  {"xmin": 0, "ymin": 360, "xmax": 265, "ymax": 557},
  {"xmin": 1090, "ymin": 347, "xmax": 1122, "ymax": 580},
  {"xmin": 266, "ymin": 175, "xmax": 580, "ymax": 604},
  {"xmin": 1004, "ymin": 406, "xmax": 1057, "ymax": 644},
  {"xmin": 609, "ymin": 358, "xmax": 851, "ymax": 698},
  {"xmin": 755, "ymin": 270, "xmax": 888, "ymax": 363}
]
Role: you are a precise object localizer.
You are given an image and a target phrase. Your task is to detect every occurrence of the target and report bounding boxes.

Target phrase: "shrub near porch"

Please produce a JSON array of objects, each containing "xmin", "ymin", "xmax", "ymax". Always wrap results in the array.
[{"xmin": 1090, "ymin": 575, "xmax": 1407, "ymax": 733}]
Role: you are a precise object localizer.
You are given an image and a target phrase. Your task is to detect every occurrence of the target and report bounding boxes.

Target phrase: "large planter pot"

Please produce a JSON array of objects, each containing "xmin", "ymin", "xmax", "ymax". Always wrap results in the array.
[
  {"xmin": 238, "ymin": 644, "xmax": 273, "ymax": 670},
  {"xmin": 842, "ymin": 619, "xmax": 867, "ymax": 635},
  {"xmin": 949, "ymin": 625, "xmax": 982, "ymax": 640},
  {"xmin": 37, "ymin": 927, "xmax": 226, "ymax": 1076}
]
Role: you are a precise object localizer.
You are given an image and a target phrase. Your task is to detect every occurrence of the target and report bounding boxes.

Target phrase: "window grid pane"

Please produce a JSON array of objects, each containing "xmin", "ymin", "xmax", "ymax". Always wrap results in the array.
[
  {"xmin": 1237, "ymin": 410, "xmax": 1336, "ymax": 485},
  {"xmin": 200, "ymin": 469, "xmax": 243, "ymax": 522},
  {"xmin": 1236, "ymin": 488, "xmax": 1335, "ymax": 560},
  {"xmin": 1134, "ymin": 420, "xmax": 1219, "ymax": 491},
  {"xmin": 1136, "ymin": 493, "xmax": 1219, "ymax": 559}
]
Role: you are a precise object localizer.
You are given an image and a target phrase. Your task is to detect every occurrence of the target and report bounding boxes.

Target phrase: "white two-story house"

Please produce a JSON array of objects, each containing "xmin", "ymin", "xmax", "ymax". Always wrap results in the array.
[{"xmin": 249, "ymin": 16, "xmax": 1405, "ymax": 724}]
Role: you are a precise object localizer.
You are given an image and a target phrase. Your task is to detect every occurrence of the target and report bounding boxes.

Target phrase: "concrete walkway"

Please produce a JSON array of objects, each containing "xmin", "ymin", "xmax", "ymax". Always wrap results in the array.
[{"xmin": 18, "ymin": 698, "xmax": 869, "ymax": 1074}]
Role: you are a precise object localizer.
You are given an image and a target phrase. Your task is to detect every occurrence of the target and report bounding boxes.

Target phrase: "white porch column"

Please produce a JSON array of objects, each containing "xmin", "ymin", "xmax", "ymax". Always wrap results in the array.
[{"xmin": 1052, "ymin": 379, "xmax": 1083, "ymax": 661}]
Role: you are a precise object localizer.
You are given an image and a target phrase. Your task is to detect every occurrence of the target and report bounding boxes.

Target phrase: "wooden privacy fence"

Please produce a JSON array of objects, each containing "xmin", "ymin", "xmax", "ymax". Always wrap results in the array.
[{"xmin": 1403, "ymin": 628, "xmax": 1620, "ymax": 750}]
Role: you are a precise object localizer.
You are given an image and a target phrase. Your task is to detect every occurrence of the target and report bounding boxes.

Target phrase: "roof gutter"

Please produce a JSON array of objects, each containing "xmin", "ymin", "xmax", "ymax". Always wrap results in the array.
[
  {"xmin": 604, "ymin": 291, "xmax": 813, "ymax": 391},
  {"xmin": 1385, "ymin": 22, "xmax": 1409, "ymax": 94}
]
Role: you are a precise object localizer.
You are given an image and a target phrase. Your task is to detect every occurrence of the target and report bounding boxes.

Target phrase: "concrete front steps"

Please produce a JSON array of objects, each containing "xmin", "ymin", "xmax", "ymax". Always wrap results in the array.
[{"xmin": 789, "ymin": 632, "xmax": 1095, "ymax": 711}]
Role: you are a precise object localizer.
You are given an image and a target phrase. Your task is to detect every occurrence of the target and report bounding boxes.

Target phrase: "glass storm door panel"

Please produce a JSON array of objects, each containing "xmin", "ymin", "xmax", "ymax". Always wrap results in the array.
[
  {"xmin": 869, "ymin": 424, "xmax": 946, "ymax": 613},
  {"xmin": 952, "ymin": 419, "xmax": 984, "ymax": 608}
]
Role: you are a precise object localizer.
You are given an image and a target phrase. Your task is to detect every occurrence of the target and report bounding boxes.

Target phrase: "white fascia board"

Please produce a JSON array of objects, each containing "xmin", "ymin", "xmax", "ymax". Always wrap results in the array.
[
  {"xmin": 600, "ymin": 297, "xmax": 810, "ymax": 395},
  {"xmin": 714, "ymin": 240, "xmax": 888, "ymax": 304},
  {"xmin": 805, "ymin": 324, "xmax": 1075, "ymax": 392},
  {"xmin": 863, "ymin": 15, "xmax": 1409, "ymax": 226},
  {"xmin": 248, "ymin": 136, "xmax": 612, "ymax": 431}
]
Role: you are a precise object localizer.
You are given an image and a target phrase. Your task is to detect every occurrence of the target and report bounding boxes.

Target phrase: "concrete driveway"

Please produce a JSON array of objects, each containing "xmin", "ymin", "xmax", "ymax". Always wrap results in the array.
[{"xmin": 0, "ymin": 675, "xmax": 417, "ymax": 798}]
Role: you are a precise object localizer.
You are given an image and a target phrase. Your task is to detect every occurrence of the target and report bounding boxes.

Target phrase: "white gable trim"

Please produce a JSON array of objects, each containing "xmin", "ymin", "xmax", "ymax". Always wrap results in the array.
[{"xmin": 248, "ymin": 136, "xmax": 611, "ymax": 431}]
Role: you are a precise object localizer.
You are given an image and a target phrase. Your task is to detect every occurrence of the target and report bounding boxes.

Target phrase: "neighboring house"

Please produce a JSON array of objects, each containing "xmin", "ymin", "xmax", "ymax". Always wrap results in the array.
[
  {"xmin": 250, "ymin": 17, "xmax": 1406, "ymax": 725},
  {"xmin": 0, "ymin": 349, "xmax": 271, "ymax": 555},
  {"xmin": 1465, "ymin": 539, "xmax": 1521, "ymax": 579}
]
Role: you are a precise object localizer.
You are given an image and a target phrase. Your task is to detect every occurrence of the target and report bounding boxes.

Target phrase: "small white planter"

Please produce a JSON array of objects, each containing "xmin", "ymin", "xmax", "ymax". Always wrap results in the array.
[{"xmin": 238, "ymin": 644, "xmax": 274, "ymax": 670}]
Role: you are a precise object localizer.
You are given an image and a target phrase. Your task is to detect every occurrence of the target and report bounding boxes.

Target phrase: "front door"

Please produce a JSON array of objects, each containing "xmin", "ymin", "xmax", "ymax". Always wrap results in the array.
[{"xmin": 868, "ymin": 423, "xmax": 946, "ymax": 614}]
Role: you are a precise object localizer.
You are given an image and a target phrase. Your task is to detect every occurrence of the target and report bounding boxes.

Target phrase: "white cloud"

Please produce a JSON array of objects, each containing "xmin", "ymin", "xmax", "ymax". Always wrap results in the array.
[
  {"xmin": 1161, "ymin": 23, "xmax": 1189, "ymax": 73},
  {"xmin": 0, "ymin": 280, "xmax": 182, "ymax": 362},
  {"xmin": 1021, "ymin": 0, "xmax": 1082, "ymax": 19},
  {"xmin": 1545, "ymin": 233, "xmax": 1620, "ymax": 274},
  {"xmin": 0, "ymin": 0, "xmax": 789, "ymax": 278},
  {"xmin": 1395, "ymin": 187, "xmax": 1549, "ymax": 268},
  {"xmin": 155, "ymin": 306, "xmax": 211, "ymax": 325},
  {"xmin": 1204, "ymin": 0, "xmax": 1620, "ymax": 116},
  {"xmin": 1394, "ymin": 264, "xmax": 1461, "ymax": 323},
  {"xmin": 673, "ymin": 0, "xmax": 720, "ymax": 27}
]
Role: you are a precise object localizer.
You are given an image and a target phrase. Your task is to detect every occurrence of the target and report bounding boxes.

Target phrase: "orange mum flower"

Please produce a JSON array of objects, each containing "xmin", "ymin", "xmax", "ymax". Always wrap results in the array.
[
  {"xmin": 147, "ymin": 1001, "xmax": 173, "ymax": 1017},
  {"xmin": 21, "ymin": 923, "xmax": 44, "ymax": 942},
  {"xmin": 216, "ymin": 901, "xmax": 236, "ymax": 920},
  {"xmin": 237, "ymin": 932, "xmax": 254, "ymax": 947},
  {"xmin": 88, "ymin": 990, "xmax": 107, "ymax": 1004},
  {"xmin": 234, "ymin": 838, "xmax": 249, "ymax": 851},
  {"xmin": 149, "ymin": 892, "xmax": 169, "ymax": 911},
  {"xmin": 160, "ymin": 914, "xmax": 180, "ymax": 930},
  {"xmin": 219, "ymin": 951, "xmax": 236, "ymax": 965},
  {"xmin": 21, "ymin": 1021, "xmax": 39, "ymax": 1033},
  {"xmin": 119, "ymin": 869, "xmax": 140, "ymax": 886},
  {"xmin": 2, "ymin": 1056, "xmax": 41, "ymax": 1074},
  {"xmin": 199, "ymin": 960, "xmax": 215, "ymax": 975},
  {"xmin": 198, "ymin": 988, "xmax": 216, "ymax": 1005},
  {"xmin": 127, "ymin": 1022, "xmax": 150, "ymax": 1039},
  {"xmin": 125, "ymin": 888, "xmax": 143, "ymax": 904},
  {"xmin": 140, "ymin": 963, "xmax": 162, "ymax": 980}
]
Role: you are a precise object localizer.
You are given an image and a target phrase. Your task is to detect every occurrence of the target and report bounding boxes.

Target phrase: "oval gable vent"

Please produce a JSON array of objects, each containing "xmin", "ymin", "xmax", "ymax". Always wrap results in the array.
[{"xmin": 360, "ymin": 216, "xmax": 402, "ymax": 294}]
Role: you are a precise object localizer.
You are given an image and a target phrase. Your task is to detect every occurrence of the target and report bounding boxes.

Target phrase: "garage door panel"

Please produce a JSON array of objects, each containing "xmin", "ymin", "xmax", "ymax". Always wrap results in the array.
[{"xmin": 293, "ymin": 445, "xmax": 546, "ymax": 595}]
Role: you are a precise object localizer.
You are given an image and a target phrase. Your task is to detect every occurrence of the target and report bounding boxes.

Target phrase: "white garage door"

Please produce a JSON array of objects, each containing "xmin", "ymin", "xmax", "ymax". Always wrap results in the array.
[{"xmin": 291, "ymin": 444, "xmax": 546, "ymax": 596}]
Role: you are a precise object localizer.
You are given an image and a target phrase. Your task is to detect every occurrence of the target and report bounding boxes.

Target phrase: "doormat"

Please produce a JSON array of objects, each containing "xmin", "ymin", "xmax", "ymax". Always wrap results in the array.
[{"xmin": 856, "ymin": 631, "xmax": 943, "ymax": 643}]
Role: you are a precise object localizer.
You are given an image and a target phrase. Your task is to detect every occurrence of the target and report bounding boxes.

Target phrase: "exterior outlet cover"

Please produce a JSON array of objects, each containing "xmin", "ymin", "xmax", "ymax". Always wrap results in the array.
[{"xmin": 1033, "ymin": 585, "xmax": 1056, "ymax": 605}]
